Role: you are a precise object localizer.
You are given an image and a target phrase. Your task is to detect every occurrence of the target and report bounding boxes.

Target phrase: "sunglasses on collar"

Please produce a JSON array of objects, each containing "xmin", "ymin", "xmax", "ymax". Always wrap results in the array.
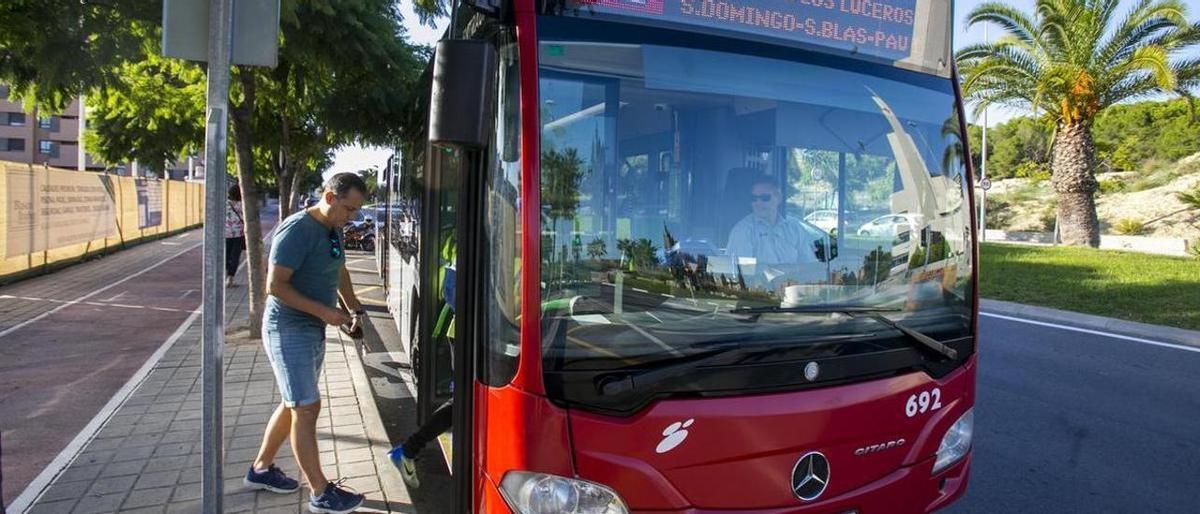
[{"xmin": 328, "ymin": 229, "xmax": 342, "ymax": 258}]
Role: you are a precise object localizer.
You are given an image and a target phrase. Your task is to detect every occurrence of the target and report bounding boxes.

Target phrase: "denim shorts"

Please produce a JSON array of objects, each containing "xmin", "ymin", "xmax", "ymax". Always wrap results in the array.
[{"xmin": 262, "ymin": 325, "xmax": 326, "ymax": 407}]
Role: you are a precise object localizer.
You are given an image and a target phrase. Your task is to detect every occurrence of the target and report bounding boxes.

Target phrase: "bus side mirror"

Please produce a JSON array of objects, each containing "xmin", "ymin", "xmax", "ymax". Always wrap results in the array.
[{"xmin": 430, "ymin": 39, "xmax": 496, "ymax": 148}]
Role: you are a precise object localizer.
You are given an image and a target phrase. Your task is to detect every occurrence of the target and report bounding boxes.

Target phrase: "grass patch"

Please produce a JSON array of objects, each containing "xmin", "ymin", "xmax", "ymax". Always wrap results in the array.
[{"xmin": 981, "ymin": 243, "xmax": 1200, "ymax": 330}]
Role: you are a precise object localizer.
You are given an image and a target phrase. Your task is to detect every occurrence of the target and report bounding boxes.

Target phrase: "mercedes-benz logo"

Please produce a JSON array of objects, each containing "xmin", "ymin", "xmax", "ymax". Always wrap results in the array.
[
  {"xmin": 803, "ymin": 362, "xmax": 820, "ymax": 381},
  {"xmin": 791, "ymin": 451, "xmax": 830, "ymax": 501}
]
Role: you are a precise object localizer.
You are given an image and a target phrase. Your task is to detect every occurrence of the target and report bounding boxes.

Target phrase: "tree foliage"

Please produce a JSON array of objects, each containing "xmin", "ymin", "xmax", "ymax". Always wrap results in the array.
[
  {"xmin": 0, "ymin": 0, "xmax": 160, "ymax": 111},
  {"xmin": 970, "ymin": 99, "xmax": 1200, "ymax": 179},
  {"xmin": 84, "ymin": 53, "xmax": 206, "ymax": 172},
  {"xmin": 957, "ymin": 0, "xmax": 1200, "ymax": 246}
]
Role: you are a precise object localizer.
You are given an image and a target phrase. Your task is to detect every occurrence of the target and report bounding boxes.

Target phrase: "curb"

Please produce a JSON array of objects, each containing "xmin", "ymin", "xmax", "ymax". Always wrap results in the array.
[
  {"xmin": 981, "ymin": 298, "xmax": 1200, "ymax": 348},
  {"xmin": 336, "ymin": 327, "xmax": 414, "ymax": 508}
]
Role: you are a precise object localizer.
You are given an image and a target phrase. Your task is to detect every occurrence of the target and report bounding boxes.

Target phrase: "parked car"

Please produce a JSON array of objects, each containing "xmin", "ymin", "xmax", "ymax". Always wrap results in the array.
[
  {"xmin": 857, "ymin": 213, "xmax": 923, "ymax": 239},
  {"xmin": 803, "ymin": 209, "xmax": 838, "ymax": 234}
]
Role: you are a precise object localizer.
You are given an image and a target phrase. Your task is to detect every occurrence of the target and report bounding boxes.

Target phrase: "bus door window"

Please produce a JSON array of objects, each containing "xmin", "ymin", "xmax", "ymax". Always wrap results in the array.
[{"xmin": 482, "ymin": 31, "xmax": 522, "ymax": 386}]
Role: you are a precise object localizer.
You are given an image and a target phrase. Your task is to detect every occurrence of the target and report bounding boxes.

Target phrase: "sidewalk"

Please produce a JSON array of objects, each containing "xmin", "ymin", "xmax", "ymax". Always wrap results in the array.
[{"xmin": 20, "ymin": 263, "xmax": 412, "ymax": 513}]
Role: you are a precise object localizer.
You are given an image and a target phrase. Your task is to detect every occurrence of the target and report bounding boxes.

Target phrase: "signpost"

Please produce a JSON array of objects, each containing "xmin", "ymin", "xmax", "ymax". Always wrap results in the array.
[{"xmin": 162, "ymin": 1, "xmax": 278, "ymax": 512}]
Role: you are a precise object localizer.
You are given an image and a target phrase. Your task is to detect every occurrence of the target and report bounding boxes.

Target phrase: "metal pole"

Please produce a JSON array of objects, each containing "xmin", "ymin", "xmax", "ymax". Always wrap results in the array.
[
  {"xmin": 201, "ymin": 0, "xmax": 233, "ymax": 512},
  {"xmin": 980, "ymin": 25, "xmax": 989, "ymax": 241}
]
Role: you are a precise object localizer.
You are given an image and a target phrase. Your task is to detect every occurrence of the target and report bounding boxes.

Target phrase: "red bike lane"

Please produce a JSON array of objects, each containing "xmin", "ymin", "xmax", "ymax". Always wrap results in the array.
[{"xmin": 0, "ymin": 243, "xmax": 203, "ymax": 502}]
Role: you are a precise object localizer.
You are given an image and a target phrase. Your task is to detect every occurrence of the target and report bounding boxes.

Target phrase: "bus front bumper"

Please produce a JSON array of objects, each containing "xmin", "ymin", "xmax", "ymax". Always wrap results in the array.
[{"xmin": 626, "ymin": 452, "xmax": 972, "ymax": 514}]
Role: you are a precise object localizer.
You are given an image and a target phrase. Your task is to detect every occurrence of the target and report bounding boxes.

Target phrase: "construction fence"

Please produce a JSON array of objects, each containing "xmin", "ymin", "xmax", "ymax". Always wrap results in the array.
[{"xmin": 0, "ymin": 160, "xmax": 204, "ymax": 283}]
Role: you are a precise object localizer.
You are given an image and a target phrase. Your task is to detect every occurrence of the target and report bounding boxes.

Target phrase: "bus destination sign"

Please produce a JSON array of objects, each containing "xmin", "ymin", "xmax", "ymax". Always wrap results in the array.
[{"xmin": 572, "ymin": 0, "xmax": 919, "ymax": 62}]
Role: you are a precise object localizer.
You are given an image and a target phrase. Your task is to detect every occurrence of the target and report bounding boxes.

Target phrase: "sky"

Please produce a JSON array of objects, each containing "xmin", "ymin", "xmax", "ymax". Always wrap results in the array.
[
  {"xmin": 330, "ymin": 0, "xmax": 1200, "ymax": 175},
  {"xmin": 325, "ymin": 2, "xmax": 447, "ymax": 179}
]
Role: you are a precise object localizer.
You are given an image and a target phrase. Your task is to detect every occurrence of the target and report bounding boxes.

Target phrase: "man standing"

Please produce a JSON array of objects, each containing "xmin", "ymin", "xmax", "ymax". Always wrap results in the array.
[{"xmin": 243, "ymin": 172, "xmax": 368, "ymax": 514}]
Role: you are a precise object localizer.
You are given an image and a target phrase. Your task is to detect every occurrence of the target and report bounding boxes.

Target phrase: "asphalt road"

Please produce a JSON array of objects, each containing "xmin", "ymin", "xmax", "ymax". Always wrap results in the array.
[{"xmin": 943, "ymin": 314, "xmax": 1200, "ymax": 514}]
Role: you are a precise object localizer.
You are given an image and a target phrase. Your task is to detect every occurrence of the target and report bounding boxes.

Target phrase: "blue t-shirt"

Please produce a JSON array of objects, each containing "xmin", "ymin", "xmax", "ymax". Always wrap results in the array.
[{"xmin": 264, "ymin": 210, "xmax": 345, "ymax": 329}]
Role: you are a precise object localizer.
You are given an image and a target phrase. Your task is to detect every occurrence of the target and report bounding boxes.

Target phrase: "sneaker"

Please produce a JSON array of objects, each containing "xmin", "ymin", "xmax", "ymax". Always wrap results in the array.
[
  {"xmin": 387, "ymin": 444, "xmax": 420, "ymax": 488},
  {"xmin": 243, "ymin": 464, "xmax": 300, "ymax": 494},
  {"xmin": 308, "ymin": 479, "xmax": 365, "ymax": 514}
]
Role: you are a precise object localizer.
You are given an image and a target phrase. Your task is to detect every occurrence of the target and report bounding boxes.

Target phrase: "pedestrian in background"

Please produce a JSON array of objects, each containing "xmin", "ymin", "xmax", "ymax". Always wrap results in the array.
[
  {"xmin": 243, "ymin": 173, "xmax": 368, "ymax": 514},
  {"xmin": 225, "ymin": 185, "xmax": 246, "ymax": 287}
]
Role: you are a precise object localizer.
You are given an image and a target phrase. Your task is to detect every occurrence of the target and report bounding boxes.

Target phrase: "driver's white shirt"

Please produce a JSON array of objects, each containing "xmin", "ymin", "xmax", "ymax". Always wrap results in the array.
[{"xmin": 726, "ymin": 214, "xmax": 816, "ymax": 265}]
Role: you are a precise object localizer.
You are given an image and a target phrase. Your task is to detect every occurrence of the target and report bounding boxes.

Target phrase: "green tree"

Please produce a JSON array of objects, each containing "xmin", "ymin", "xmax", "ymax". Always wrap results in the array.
[
  {"xmin": 541, "ymin": 147, "xmax": 586, "ymax": 222},
  {"xmin": 0, "ymin": 1, "xmax": 159, "ymax": 111},
  {"xmin": 84, "ymin": 53, "xmax": 206, "ymax": 173},
  {"xmin": 957, "ymin": 0, "xmax": 1200, "ymax": 247},
  {"xmin": 1, "ymin": 0, "xmax": 432, "ymax": 338}
]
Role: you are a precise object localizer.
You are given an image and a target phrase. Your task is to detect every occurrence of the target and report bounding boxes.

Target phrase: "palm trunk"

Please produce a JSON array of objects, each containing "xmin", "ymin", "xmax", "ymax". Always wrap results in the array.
[
  {"xmin": 1050, "ymin": 121, "xmax": 1100, "ymax": 247},
  {"xmin": 231, "ymin": 68, "xmax": 267, "ymax": 337}
]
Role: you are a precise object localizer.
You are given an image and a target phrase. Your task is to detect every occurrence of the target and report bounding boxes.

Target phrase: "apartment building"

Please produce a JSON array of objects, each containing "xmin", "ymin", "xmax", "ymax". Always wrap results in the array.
[
  {"xmin": 0, "ymin": 85, "xmax": 198, "ymax": 178},
  {"xmin": 0, "ymin": 84, "xmax": 98, "ymax": 170}
]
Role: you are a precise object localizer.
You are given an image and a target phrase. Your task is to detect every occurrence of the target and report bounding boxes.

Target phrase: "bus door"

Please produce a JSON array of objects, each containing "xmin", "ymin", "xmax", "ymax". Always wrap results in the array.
[
  {"xmin": 420, "ymin": 16, "xmax": 523, "ymax": 511},
  {"xmin": 417, "ymin": 145, "xmax": 460, "ymax": 441}
]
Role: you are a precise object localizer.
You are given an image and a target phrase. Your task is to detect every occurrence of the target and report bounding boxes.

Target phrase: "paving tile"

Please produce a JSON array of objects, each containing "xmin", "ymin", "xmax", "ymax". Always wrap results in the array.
[
  {"xmin": 57, "ymin": 463, "xmax": 105, "ymax": 484},
  {"xmin": 335, "ymin": 460, "xmax": 377, "ymax": 479},
  {"xmin": 113, "ymin": 444, "xmax": 159, "ymax": 463},
  {"xmin": 121, "ymin": 486, "xmax": 174, "ymax": 509},
  {"xmin": 171, "ymin": 483, "xmax": 202, "ymax": 502},
  {"xmin": 134, "ymin": 469, "xmax": 181, "ymax": 490},
  {"xmin": 165, "ymin": 499, "xmax": 200, "ymax": 513},
  {"xmin": 121, "ymin": 507, "xmax": 167, "ymax": 514},
  {"xmin": 27, "ymin": 499, "xmax": 78, "ymax": 514},
  {"xmin": 87, "ymin": 475, "xmax": 137, "ymax": 496},
  {"xmin": 152, "ymin": 442, "xmax": 193, "ymax": 458},
  {"xmin": 142, "ymin": 455, "xmax": 189, "ymax": 472},
  {"xmin": 72, "ymin": 491, "xmax": 127, "ymax": 514},
  {"xmin": 225, "ymin": 491, "xmax": 258, "ymax": 512},
  {"xmin": 100, "ymin": 459, "xmax": 146, "ymax": 478}
]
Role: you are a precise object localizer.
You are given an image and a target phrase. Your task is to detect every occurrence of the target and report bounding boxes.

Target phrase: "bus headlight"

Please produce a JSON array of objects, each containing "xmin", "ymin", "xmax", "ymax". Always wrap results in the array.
[
  {"xmin": 499, "ymin": 471, "xmax": 629, "ymax": 514},
  {"xmin": 933, "ymin": 408, "xmax": 974, "ymax": 474}
]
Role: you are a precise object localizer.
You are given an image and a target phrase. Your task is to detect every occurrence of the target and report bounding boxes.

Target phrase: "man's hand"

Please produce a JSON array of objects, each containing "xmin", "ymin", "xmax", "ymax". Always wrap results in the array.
[{"xmin": 319, "ymin": 306, "xmax": 353, "ymax": 327}]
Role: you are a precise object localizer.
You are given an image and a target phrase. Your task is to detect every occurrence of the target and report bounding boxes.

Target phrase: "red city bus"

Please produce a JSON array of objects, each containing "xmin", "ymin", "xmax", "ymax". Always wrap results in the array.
[{"xmin": 377, "ymin": 0, "xmax": 978, "ymax": 510}]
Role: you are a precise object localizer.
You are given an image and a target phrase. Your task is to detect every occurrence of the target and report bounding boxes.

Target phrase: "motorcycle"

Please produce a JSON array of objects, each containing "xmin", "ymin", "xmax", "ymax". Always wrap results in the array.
[{"xmin": 344, "ymin": 217, "xmax": 376, "ymax": 252}]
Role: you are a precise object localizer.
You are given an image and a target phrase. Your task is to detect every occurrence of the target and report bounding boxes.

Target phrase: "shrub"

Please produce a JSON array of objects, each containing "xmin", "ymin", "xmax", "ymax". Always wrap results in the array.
[
  {"xmin": 984, "ymin": 197, "xmax": 1014, "ymax": 229},
  {"xmin": 1113, "ymin": 218, "xmax": 1145, "ymax": 235},
  {"xmin": 1128, "ymin": 159, "xmax": 1180, "ymax": 191},
  {"xmin": 1097, "ymin": 178, "xmax": 1126, "ymax": 195},
  {"xmin": 1014, "ymin": 161, "xmax": 1051, "ymax": 183},
  {"xmin": 1039, "ymin": 205, "xmax": 1058, "ymax": 232}
]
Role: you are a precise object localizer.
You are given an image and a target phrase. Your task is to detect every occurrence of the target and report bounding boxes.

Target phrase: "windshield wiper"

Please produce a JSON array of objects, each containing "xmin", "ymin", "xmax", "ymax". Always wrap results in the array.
[
  {"xmin": 854, "ymin": 312, "xmax": 958, "ymax": 360},
  {"xmin": 598, "ymin": 343, "xmax": 804, "ymax": 396},
  {"xmin": 727, "ymin": 304, "xmax": 958, "ymax": 360},
  {"xmin": 730, "ymin": 304, "xmax": 902, "ymax": 315}
]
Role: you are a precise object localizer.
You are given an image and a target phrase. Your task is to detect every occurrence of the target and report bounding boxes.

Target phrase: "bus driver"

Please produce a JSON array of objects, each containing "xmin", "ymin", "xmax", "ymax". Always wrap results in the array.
[{"xmin": 725, "ymin": 176, "xmax": 818, "ymax": 268}]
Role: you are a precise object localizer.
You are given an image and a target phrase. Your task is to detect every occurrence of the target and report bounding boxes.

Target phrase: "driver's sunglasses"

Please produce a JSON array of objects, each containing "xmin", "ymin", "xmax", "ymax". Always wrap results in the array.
[
  {"xmin": 751, "ymin": 193, "xmax": 774, "ymax": 203},
  {"xmin": 329, "ymin": 229, "xmax": 342, "ymax": 258}
]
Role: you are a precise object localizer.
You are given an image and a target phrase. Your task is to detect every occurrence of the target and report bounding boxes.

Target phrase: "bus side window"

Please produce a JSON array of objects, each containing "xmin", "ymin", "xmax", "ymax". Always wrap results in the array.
[{"xmin": 482, "ymin": 31, "xmax": 522, "ymax": 387}]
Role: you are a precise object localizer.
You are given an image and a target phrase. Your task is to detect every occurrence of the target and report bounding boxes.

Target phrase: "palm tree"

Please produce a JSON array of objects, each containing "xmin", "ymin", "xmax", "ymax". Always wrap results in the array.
[{"xmin": 957, "ymin": 0, "xmax": 1200, "ymax": 246}]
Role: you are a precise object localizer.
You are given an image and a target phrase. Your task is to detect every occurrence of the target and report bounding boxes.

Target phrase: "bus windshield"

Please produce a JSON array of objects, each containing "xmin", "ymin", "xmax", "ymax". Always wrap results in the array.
[{"xmin": 537, "ymin": 17, "xmax": 974, "ymax": 414}]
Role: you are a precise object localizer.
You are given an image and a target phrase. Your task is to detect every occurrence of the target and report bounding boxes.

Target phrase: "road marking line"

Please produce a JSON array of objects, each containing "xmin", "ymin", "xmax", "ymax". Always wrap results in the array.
[
  {"xmin": 981, "ymin": 312, "xmax": 1200, "ymax": 354},
  {"xmin": 99, "ymin": 291, "xmax": 127, "ymax": 303},
  {"xmin": 346, "ymin": 266, "xmax": 375, "ymax": 273},
  {"xmin": 0, "ymin": 243, "xmax": 201, "ymax": 340},
  {"xmin": 9, "ymin": 309, "xmax": 202, "ymax": 514},
  {"xmin": 161, "ymin": 242, "xmax": 183, "ymax": 246},
  {"xmin": 354, "ymin": 285, "xmax": 381, "ymax": 295},
  {"xmin": 0, "ymin": 296, "xmax": 190, "ymax": 313}
]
